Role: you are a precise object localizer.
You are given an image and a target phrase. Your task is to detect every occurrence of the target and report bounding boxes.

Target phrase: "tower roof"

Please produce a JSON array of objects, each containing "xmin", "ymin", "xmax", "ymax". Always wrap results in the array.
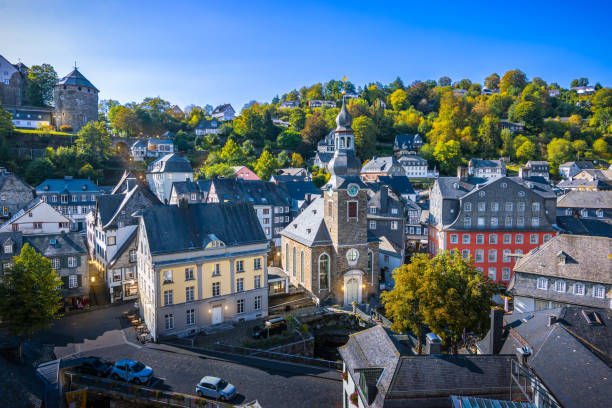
[
  {"xmin": 56, "ymin": 68, "xmax": 98, "ymax": 91},
  {"xmin": 326, "ymin": 95, "xmax": 362, "ymax": 187},
  {"xmin": 335, "ymin": 95, "xmax": 353, "ymax": 131}
]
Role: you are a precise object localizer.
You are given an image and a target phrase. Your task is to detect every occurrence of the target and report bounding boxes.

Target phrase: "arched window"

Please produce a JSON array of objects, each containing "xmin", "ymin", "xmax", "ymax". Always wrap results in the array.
[
  {"xmin": 368, "ymin": 251, "xmax": 374, "ymax": 284},
  {"xmin": 340, "ymin": 137, "xmax": 345, "ymax": 148},
  {"xmin": 319, "ymin": 253, "xmax": 330, "ymax": 290},
  {"xmin": 292, "ymin": 246, "xmax": 296, "ymax": 277},
  {"xmin": 285, "ymin": 243, "xmax": 289, "ymax": 272},
  {"xmin": 347, "ymin": 137, "xmax": 351, "ymax": 149},
  {"xmin": 300, "ymin": 251, "xmax": 305, "ymax": 283}
]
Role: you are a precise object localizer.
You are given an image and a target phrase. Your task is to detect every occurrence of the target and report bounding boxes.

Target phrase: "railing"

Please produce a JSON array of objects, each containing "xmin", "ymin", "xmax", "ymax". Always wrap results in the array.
[
  {"xmin": 64, "ymin": 372, "xmax": 254, "ymax": 408},
  {"xmin": 510, "ymin": 360, "xmax": 562, "ymax": 408}
]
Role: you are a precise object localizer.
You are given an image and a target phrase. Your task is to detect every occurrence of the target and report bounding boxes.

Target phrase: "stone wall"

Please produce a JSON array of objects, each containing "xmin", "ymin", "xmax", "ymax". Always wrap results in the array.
[
  {"xmin": 54, "ymin": 84, "xmax": 98, "ymax": 131},
  {"xmin": 0, "ymin": 72, "xmax": 25, "ymax": 106},
  {"xmin": 266, "ymin": 336, "xmax": 315, "ymax": 357}
]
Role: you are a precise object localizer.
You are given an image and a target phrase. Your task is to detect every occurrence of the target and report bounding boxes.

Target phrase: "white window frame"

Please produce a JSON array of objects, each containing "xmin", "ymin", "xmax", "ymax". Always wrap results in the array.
[
  {"xmin": 450, "ymin": 234, "xmax": 458, "ymax": 244},
  {"xmin": 573, "ymin": 282, "xmax": 585, "ymax": 296},
  {"xmin": 555, "ymin": 280, "xmax": 566, "ymax": 293},
  {"xmin": 462, "ymin": 234, "xmax": 470, "ymax": 244},
  {"xmin": 67, "ymin": 256, "xmax": 77, "ymax": 268},
  {"xmin": 68, "ymin": 274, "xmax": 78, "ymax": 289},
  {"xmin": 165, "ymin": 314, "xmax": 174, "ymax": 330},
  {"xmin": 537, "ymin": 278, "xmax": 548, "ymax": 290},
  {"xmin": 593, "ymin": 285, "xmax": 605, "ymax": 299}
]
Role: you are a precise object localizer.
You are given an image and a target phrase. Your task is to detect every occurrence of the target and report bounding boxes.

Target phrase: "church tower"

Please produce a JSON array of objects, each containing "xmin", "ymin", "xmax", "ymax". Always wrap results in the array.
[{"xmin": 54, "ymin": 67, "xmax": 99, "ymax": 132}]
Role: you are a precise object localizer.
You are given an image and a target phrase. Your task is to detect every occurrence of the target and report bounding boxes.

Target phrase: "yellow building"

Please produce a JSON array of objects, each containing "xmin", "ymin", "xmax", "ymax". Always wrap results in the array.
[{"xmin": 137, "ymin": 201, "xmax": 269, "ymax": 340}]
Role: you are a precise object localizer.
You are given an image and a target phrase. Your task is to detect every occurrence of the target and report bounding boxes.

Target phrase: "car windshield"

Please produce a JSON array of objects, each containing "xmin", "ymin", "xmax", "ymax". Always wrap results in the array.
[
  {"xmin": 132, "ymin": 362, "xmax": 146, "ymax": 372},
  {"xmin": 217, "ymin": 380, "xmax": 228, "ymax": 389}
]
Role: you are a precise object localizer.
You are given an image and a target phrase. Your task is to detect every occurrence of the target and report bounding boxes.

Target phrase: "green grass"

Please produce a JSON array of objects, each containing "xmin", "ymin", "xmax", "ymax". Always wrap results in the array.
[{"xmin": 15, "ymin": 129, "xmax": 73, "ymax": 136}]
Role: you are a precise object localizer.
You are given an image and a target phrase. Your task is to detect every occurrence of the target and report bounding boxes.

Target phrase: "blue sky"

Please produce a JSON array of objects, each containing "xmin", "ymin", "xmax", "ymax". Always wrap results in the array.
[{"xmin": 1, "ymin": 0, "xmax": 611, "ymax": 111}]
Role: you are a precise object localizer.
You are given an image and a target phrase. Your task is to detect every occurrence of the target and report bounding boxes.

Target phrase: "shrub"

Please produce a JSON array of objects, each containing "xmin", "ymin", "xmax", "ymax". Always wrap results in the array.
[{"xmin": 173, "ymin": 394, "xmax": 184, "ymax": 401}]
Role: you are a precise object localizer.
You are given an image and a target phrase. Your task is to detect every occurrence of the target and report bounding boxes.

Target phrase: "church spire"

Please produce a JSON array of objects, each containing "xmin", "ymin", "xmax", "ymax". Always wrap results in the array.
[{"xmin": 326, "ymin": 94, "xmax": 361, "ymax": 179}]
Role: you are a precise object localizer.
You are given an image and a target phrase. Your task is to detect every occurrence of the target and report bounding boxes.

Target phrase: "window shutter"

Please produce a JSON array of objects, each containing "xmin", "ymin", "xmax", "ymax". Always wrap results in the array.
[
  {"xmin": 62, "ymin": 276, "xmax": 69, "ymax": 288},
  {"xmin": 77, "ymin": 274, "xmax": 82, "ymax": 288},
  {"xmin": 61, "ymin": 257, "xmax": 67, "ymax": 268},
  {"xmin": 77, "ymin": 256, "xmax": 81, "ymax": 267}
]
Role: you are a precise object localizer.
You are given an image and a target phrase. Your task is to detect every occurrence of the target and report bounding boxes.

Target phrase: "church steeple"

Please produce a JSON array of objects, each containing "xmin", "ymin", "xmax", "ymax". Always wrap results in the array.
[{"xmin": 327, "ymin": 95, "xmax": 361, "ymax": 179}]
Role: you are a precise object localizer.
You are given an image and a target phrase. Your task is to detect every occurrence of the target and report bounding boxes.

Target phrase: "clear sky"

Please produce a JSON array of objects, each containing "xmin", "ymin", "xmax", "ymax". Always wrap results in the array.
[{"xmin": 1, "ymin": 0, "xmax": 611, "ymax": 111}]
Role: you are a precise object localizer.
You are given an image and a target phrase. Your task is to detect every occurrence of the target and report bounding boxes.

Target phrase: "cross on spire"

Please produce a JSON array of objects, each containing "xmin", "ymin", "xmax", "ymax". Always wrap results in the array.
[{"xmin": 74, "ymin": 61, "xmax": 78, "ymax": 70}]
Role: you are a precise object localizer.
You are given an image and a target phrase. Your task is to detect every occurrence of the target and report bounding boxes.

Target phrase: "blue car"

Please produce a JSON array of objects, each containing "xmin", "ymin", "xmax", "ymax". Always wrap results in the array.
[
  {"xmin": 196, "ymin": 376, "xmax": 236, "ymax": 401},
  {"xmin": 110, "ymin": 359, "xmax": 153, "ymax": 384}
]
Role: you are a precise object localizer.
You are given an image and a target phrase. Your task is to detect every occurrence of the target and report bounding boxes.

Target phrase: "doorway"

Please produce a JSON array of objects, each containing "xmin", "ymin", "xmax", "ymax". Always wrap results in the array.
[{"xmin": 211, "ymin": 306, "xmax": 223, "ymax": 325}]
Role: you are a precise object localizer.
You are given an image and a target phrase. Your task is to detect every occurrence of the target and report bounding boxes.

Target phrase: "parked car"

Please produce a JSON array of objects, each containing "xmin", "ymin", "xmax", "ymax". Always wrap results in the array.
[
  {"xmin": 75, "ymin": 357, "xmax": 113, "ymax": 377},
  {"xmin": 196, "ymin": 376, "xmax": 236, "ymax": 401},
  {"xmin": 252, "ymin": 317, "xmax": 288, "ymax": 339},
  {"xmin": 110, "ymin": 359, "xmax": 153, "ymax": 384}
]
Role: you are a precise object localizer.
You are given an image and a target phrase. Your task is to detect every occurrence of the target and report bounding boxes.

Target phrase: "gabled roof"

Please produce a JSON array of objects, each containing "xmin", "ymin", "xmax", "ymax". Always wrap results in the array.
[
  {"xmin": 140, "ymin": 202, "xmax": 266, "ymax": 255},
  {"xmin": 556, "ymin": 190, "xmax": 612, "ymax": 209},
  {"xmin": 196, "ymin": 119, "xmax": 220, "ymax": 129},
  {"xmin": 555, "ymin": 215, "xmax": 612, "ymax": 237},
  {"xmin": 280, "ymin": 197, "xmax": 331, "ymax": 246},
  {"xmin": 279, "ymin": 168, "xmax": 307, "ymax": 176},
  {"xmin": 36, "ymin": 177, "xmax": 99, "ymax": 194},
  {"xmin": 210, "ymin": 179, "xmax": 289, "ymax": 206},
  {"xmin": 378, "ymin": 175, "xmax": 416, "ymax": 197},
  {"xmin": 212, "ymin": 104, "xmax": 234, "ymax": 114},
  {"xmin": 25, "ymin": 232, "xmax": 86, "ymax": 257},
  {"xmin": 469, "ymin": 158, "xmax": 505, "ymax": 169},
  {"xmin": 56, "ymin": 68, "xmax": 98, "ymax": 91},
  {"xmin": 361, "ymin": 156, "xmax": 400, "ymax": 173},
  {"xmin": 0, "ymin": 170, "xmax": 33, "ymax": 192},
  {"xmin": 275, "ymin": 180, "xmax": 320, "ymax": 203},
  {"xmin": 131, "ymin": 140, "xmax": 146, "ymax": 148},
  {"xmin": 394, "ymin": 134, "xmax": 423, "ymax": 150},
  {"xmin": 559, "ymin": 160, "xmax": 594, "ymax": 169},
  {"xmin": 397, "ymin": 153, "xmax": 428, "ymax": 165},
  {"xmin": 513, "ymin": 234, "xmax": 612, "ymax": 284},
  {"xmin": 147, "ymin": 153, "xmax": 193, "ymax": 173}
]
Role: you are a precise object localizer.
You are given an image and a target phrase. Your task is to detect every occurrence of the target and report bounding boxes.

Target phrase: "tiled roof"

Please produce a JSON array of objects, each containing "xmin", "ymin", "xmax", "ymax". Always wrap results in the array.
[
  {"xmin": 25, "ymin": 232, "xmax": 87, "ymax": 257},
  {"xmin": 556, "ymin": 191, "xmax": 612, "ymax": 209},
  {"xmin": 397, "ymin": 153, "xmax": 427, "ymax": 165},
  {"xmin": 147, "ymin": 153, "xmax": 193, "ymax": 173},
  {"xmin": 56, "ymin": 68, "xmax": 98, "ymax": 91},
  {"xmin": 280, "ymin": 197, "xmax": 331, "ymax": 246},
  {"xmin": 36, "ymin": 178, "xmax": 99, "ymax": 194},
  {"xmin": 140, "ymin": 202, "xmax": 266, "ymax": 255}
]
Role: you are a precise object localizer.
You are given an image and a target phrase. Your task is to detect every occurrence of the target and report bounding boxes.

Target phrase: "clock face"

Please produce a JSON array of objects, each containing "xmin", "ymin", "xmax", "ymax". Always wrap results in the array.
[{"xmin": 347, "ymin": 183, "xmax": 359, "ymax": 197}]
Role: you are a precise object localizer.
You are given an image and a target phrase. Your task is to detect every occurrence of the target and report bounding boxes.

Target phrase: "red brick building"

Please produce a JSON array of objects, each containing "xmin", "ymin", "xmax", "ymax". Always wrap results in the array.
[{"xmin": 428, "ymin": 168, "xmax": 557, "ymax": 285}]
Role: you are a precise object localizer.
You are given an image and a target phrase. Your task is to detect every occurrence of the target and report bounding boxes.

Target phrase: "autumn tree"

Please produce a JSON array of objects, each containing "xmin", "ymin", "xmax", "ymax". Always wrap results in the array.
[
  {"xmin": 547, "ymin": 138, "xmax": 573, "ymax": 165},
  {"xmin": 500, "ymin": 69, "xmax": 528, "ymax": 95},
  {"xmin": 352, "ymin": 116, "xmax": 377, "ymax": 159},
  {"xmin": 516, "ymin": 140, "xmax": 537, "ymax": 162},
  {"xmin": 26, "ymin": 64, "xmax": 58, "ymax": 106},
  {"xmin": 433, "ymin": 140, "xmax": 462, "ymax": 174},
  {"xmin": 218, "ymin": 138, "xmax": 248, "ymax": 165},
  {"xmin": 290, "ymin": 152, "xmax": 305, "ymax": 167},
  {"xmin": 484, "ymin": 73, "xmax": 500, "ymax": 89},
  {"xmin": 389, "ymin": 89, "xmax": 408, "ymax": 111},
  {"xmin": 477, "ymin": 115, "xmax": 501, "ymax": 157},
  {"xmin": 300, "ymin": 112, "xmax": 329, "ymax": 147},
  {"xmin": 438, "ymin": 76, "xmax": 452, "ymax": 87},
  {"xmin": 254, "ymin": 149, "xmax": 279, "ymax": 180}
]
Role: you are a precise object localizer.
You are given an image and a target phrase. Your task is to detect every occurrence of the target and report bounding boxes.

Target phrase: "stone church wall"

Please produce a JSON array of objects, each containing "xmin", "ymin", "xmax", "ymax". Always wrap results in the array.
[{"xmin": 54, "ymin": 84, "xmax": 98, "ymax": 131}]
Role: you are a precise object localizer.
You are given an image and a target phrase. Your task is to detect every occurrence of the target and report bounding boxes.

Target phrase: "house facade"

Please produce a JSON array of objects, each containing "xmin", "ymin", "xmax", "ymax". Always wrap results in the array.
[
  {"xmin": 145, "ymin": 153, "xmax": 194, "ymax": 204},
  {"xmin": 428, "ymin": 169, "xmax": 557, "ymax": 285},
  {"xmin": 0, "ymin": 168, "xmax": 35, "ymax": 221},
  {"xmin": 211, "ymin": 104, "xmax": 235, "ymax": 121},
  {"xmin": 5, "ymin": 106, "xmax": 53, "ymax": 129},
  {"xmin": 555, "ymin": 190, "xmax": 612, "ymax": 220},
  {"xmin": 232, "ymin": 166, "xmax": 260, "ymax": 181},
  {"xmin": 308, "ymin": 100, "xmax": 335, "ymax": 108},
  {"xmin": 468, "ymin": 159, "xmax": 507, "ymax": 180},
  {"xmin": 523, "ymin": 161, "xmax": 550, "ymax": 181},
  {"xmin": 396, "ymin": 153, "xmax": 436, "ymax": 178},
  {"xmin": 0, "ymin": 199, "xmax": 71, "ymax": 235},
  {"xmin": 169, "ymin": 179, "xmax": 210, "ymax": 205},
  {"xmin": 0, "ymin": 231, "xmax": 23, "ymax": 277},
  {"xmin": 195, "ymin": 119, "xmax": 221, "ymax": 136},
  {"xmin": 559, "ymin": 161, "xmax": 594, "ymax": 179},
  {"xmin": 137, "ymin": 202, "xmax": 269, "ymax": 340},
  {"xmin": 0, "ymin": 54, "xmax": 27, "ymax": 106},
  {"xmin": 147, "ymin": 139, "xmax": 174, "ymax": 158},
  {"xmin": 361, "ymin": 157, "xmax": 405, "ymax": 182},
  {"xmin": 35, "ymin": 176, "xmax": 100, "ymax": 231},
  {"xmin": 393, "ymin": 134, "xmax": 423, "ymax": 154}
]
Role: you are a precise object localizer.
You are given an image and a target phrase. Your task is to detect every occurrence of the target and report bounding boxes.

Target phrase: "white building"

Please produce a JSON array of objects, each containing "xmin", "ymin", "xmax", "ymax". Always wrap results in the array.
[
  {"xmin": 145, "ymin": 153, "xmax": 194, "ymax": 204},
  {"xmin": 130, "ymin": 140, "xmax": 147, "ymax": 161},
  {"xmin": 147, "ymin": 139, "xmax": 174, "ymax": 158},
  {"xmin": 0, "ymin": 199, "xmax": 71, "ymax": 235},
  {"xmin": 212, "ymin": 104, "xmax": 235, "ymax": 121},
  {"xmin": 468, "ymin": 158, "xmax": 507, "ymax": 180},
  {"xmin": 195, "ymin": 119, "xmax": 222, "ymax": 136}
]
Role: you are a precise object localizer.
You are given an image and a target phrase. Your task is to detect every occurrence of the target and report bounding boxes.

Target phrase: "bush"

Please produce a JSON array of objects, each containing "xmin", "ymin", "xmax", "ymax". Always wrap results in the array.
[{"xmin": 60, "ymin": 125, "xmax": 73, "ymax": 132}]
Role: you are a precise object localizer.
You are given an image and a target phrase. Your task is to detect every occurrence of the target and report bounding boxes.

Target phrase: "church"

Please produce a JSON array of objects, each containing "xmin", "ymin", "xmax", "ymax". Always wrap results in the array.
[{"xmin": 280, "ymin": 96, "xmax": 379, "ymax": 306}]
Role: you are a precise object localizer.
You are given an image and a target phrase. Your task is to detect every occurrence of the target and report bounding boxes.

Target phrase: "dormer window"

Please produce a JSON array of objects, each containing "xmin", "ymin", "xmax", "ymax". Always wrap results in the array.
[
  {"xmin": 554, "ymin": 280, "xmax": 566, "ymax": 292},
  {"xmin": 573, "ymin": 282, "xmax": 585, "ymax": 296},
  {"xmin": 557, "ymin": 252, "xmax": 567, "ymax": 265},
  {"xmin": 596, "ymin": 209, "xmax": 603, "ymax": 218},
  {"xmin": 580, "ymin": 209, "xmax": 588, "ymax": 217}
]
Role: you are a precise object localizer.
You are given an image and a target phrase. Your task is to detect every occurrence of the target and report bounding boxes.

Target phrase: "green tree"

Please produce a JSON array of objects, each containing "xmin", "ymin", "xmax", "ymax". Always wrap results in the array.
[
  {"xmin": 198, "ymin": 163, "xmax": 236, "ymax": 179},
  {"xmin": 25, "ymin": 157, "xmax": 56, "ymax": 185},
  {"xmin": 433, "ymin": 140, "xmax": 462, "ymax": 174},
  {"xmin": 500, "ymin": 69, "xmax": 527, "ymax": 95},
  {"xmin": 218, "ymin": 139, "xmax": 248, "ymax": 165},
  {"xmin": 511, "ymin": 101, "xmax": 541, "ymax": 129},
  {"xmin": 291, "ymin": 153, "xmax": 305, "ymax": 167},
  {"xmin": 389, "ymin": 89, "xmax": 408, "ymax": 111},
  {"xmin": 438, "ymin": 76, "xmax": 452, "ymax": 87},
  {"xmin": 277, "ymin": 150, "xmax": 291, "ymax": 167},
  {"xmin": 456, "ymin": 78, "xmax": 472, "ymax": 90},
  {"xmin": 300, "ymin": 112, "xmax": 329, "ymax": 147},
  {"xmin": 0, "ymin": 244, "xmax": 63, "ymax": 361},
  {"xmin": 570, "ymin": 78, "xmax": 589, "ymax": 88},
  {"xmin": 75, "ymin": 121, "xmax": 112, "ymax": 163},
  {"xmin": 484, "ymin": 73, "xmax": 500, "ymax": 89},
  {"xmin": 593, "ymin": 138, "xmax": 610, "ymax": 158},
  {"xmin": 108, "ymin": 105, "xmax": 140, "ymax": 136},
  {"xmin": 516, "ymin": 140, "xmax": 537, "ymax": 162},
  {"xmin": 547, "ymin": 138, "xmax": 574, "ymax": 165},
  {"xmin": 352, "ymin": 116, "xmax": 377, "ymax": 159},
  {"xmin": 500, "ymin": 129, "xmax": 515, "ymax": 159},
  {"xmin": 572, "ymin": 140, "xmax": 588, "ymax": 159},
  {"xmin": 0, "ymin": 104, "xmax": 14, "ymax": 136},
  {"xmin": 381, "ymin": 254, "xmax": 428, "ymax": 353},
  {"xmin": 477, "ymin": 115, "xmax": 501, "ymax": 157},
  {"xmin": 254, "ymin": 149, "xmax": 278, "ymax": 180},
  {"xmin": 276, "ymin": 129, "xmax": 302, "ymax": 150},
  {"xmin": 25, "ymin": 64, "xmax": 58, "ymax": 106},
  {"xmin": 289, "ymin": 108, "xmax": 306, "ymax": 131}
]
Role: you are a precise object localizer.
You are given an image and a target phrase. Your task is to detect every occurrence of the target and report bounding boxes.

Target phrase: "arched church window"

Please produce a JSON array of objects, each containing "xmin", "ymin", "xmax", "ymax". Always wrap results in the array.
[
  {"xmin": 319, "ymin": 253, "xmax": 330, "ymax": 290},
  {"xmin": 368, "ymin": 251, "xmax": 374, "ymax": 284},
  {"xmin": 292, "ymin": 246, "xmax": 296, "ymax": 277},
  {"xmin": 300, "ymin": 251, "xmax": 305, "ymax": 283},
  {"xmin": 285, "ymin": 243, "xmax": 289, "ymax": 272}
]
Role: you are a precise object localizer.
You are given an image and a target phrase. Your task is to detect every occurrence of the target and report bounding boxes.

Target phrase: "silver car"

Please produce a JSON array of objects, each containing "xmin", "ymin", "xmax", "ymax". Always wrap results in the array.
[{"xmin": 195, "ymin": 376, "xmax": 236, "ymax": 401}]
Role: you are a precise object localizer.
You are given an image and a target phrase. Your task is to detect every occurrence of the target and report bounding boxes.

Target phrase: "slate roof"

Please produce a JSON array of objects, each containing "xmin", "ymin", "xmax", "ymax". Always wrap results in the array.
[
  {"xmin": 469, "ymin": 158, "xmax": 505, "ymax": 169},
  {"xmin": 378, "ymin": 236, "xmax": 402, "ymax": 256},
  {"xmin": 573, "ymin": 168, "xmax": 612, "ymax": 180},
  {"xmin": 556, "ymin": 178, "xmax": 612, "ymax": 190},
  {"xmin": 559, "ymin": 160, "xmax": 594, "ymax": 169},
  {"xmin": 131, "ymin": 140, "xmax": 146, "ymax": 148},
  {"xmin": 362, "ymin": 157, "xmax": 400, "ymax": 173},
  {"xmin": 140, "ymin": 202, "xmax": 266, "ymax": 255},
  {"xmin": 97, "ymin": 185, "xmax": 160, "ymax": 230},
  {"xmin": 210, "ymin": 179, "xmax": 290, "ymax": 207},
  {"xmin": 0, "ymin": 170, "xmax": 33, "ymax": 191},
  {"xmin": 314, "ymin": 152, "xmax": 333, "ymax": 165},
  {"xmin": 0, "ymin": 232, "xmax": 23, "ymax": 262},
  {"xmin": 397, "ymin": 153, "xmax": 427, "ymax": 165},
  {"xmin": 276, "ymin": 180, "xmax": 320, "ymax": 204},
  {"xmin": 394, "ymin": 134, "xmax": 423, "ymax": 151},
  {"xmin": 196, "ymin": 119, "xmax": 220, "ymax": 130},
  {"xmin": 25, "ymin": 232, "xmax": 87, "ymax": 257},
  {"xmin": 172, "ymin": 180, "xmax": 200, "ymax": 194},
  {"xmin": 556, "ymin": 191, "xmax": 612, "ymax": 209},
  {"xmin": 36, "ymin": 177, "xmax": 99, "ymax": 194},
  {"xmin": 96, "ymin": 194, "xmax": 125, "ymax": 226},
  {"xmin": 56, "ymin": 68, "xmax": 98, "ymax": 91},
  {"xmin": 436, "ymin": 176, "xmax": 555, "ymax": 200},
  {"xmin": 279, "ymin": 168, "xmax": 307, "ymax": 177},
  {"xmin": 378, "ymin": 175, "xmax": 416, "ymax": 197},
  {"xmin": 147, "ymin": 153, "xmax": 193, "ymax": 173},
  {"xmin": 212, "ymin": 104, "xmax": 234, "ymax": 114},
  {"xmin": 280, "ymin": 197, "xmax": 331, "ymax": 246},
  {"xmin": 450, "ymin": 396, "xmax": 535, "ymax": 408},
  {"xmin": 555, "ymin": 215, "xmax": 612, "ymax": 237},
  {"xmin": 525, "ymin": 161, "xmax": 548, "ymax": 167},
  {"xmin": 500, "ymin": 307, "xmax": 612, "ymax": 408},
  {"xmin": 513, "ymin": 234, "xmax": 612, "ymax": 284},
  {"xmin": 148, "ymin": 138, "xmax": 173, "ymax": 145}
]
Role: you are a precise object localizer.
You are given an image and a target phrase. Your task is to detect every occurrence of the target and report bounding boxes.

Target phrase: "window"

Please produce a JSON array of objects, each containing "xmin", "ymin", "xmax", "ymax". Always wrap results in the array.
[
  {"xmin": 503, "ymin": 234, "xmax": 511, "ymax": 244},
  {"xmin": 505, "ymin": 202, "xmax": 513, "ymax": 212},
  {"xmin": 347, "ymin": 248, "xmax": 359, "ymax": 263},
  {"xmin": 543, "ymin": 234, "xmax": 552, "ymax": 243},
  {"xmin": 319, "ymin": 253, "xmax": 330, "ymax": 290},
  {"xmin": 517, "ymin": 201, "xmax": 525, "ymax": 212},
  {"xmin": 475, "ymin": 249, "xmax": 484, "ymax": 263},
  {"xmin": 164, "ymin": 290, "xmax": 173, "ymax": 305},
  {"xmin": 488, "ymin": 249, "xmax": 497, "ymax": 262},
  {"xmin": 477, "ymin": 217, "xmax": 485, "ymax": 227},
  {"xmin": 488, "ymin": 268, "xmax": 497, "ymax": 281},
  {"xmin": 491, "ymin": 202, "xmax": 499, "ymax": 212},
  {"xmin": 186, "ymin": 309, "xmax": 195, "ymax": 326},
  {"xmin": 212, "ymin": 282, "xmax": 220, "ymax": 297},
  {"xmin": 236, "ymin": 260, "xmax": 244, "ymax": 272},
  {"xmin": 369, "ymin": 206, "xmax": 377, "ymax": 214},
  {"xmin": 462, "ymin": 234, "xmax": 470, "ymax": 244},
  {"xmin": 518, "ymin": 191, "xmax": 525, "ymax": 197},
  {"xmin": 185, "ymin": 268, "xmax": 194, "ymax": 281},
  {"xmin": 163, "ymin": 270, "xmax": 173, "ymax": 284},
  {"xmin": 186, "ymin": 286, "xmax": 195, "ymax": 302},
  {"xmin": 515, "ymin": 216, "xmax": 524, "ymax": 227},
  {"xmin": 254, "ymin": 275, "xmax": 261, "ymax": 289},
  {"xmin": 489, "ymin": 234, "xmax": 497, "ymax": 244},
  {"xmin": 3, "ymin": 244, "xmax": 12, "ymax": 254},
  {"xmin": 461, "ymin": 249, "xmax": 470, "ymax": 259},
  {"xmin": 580, "ymin": 209, "xmax": 588, "ymax": 217},
  {"xmin": 263, "ymin": 218, "xmax": 270, "ymax": 224},
  {"xmin": 530, "ymin": 234, "xmax": 539, "ymax": 244},
  {"xmin": 391, "ymin": 221, "xmax": 398, "ymax": 230},
  {"xmin": 285, "ymin": 243, "xmax": 289, "ymax": 272},
  {"xmin": 300, "ymin": 251, "xmax": 304, "ymax": 283},
  {"xmin": 212, "ymin": 264, "xmax": 220, "ymax": 276},
  {"xmin": 476, "ymin": 234, "xmax": 484, "ymax": 244},
  {"xmin": 68, "ymin": 274, "xmax": 78, "ymax": 288},
  {"xmin": 478, "ymin": 202, "xmax": 486, "ymax": 212},
  {"xmin": 537, "ymin": 278, "xmax": 548, "ymax": 290},
  {"xmin": 565, "ymin": 208, "xmax": 572, "ymax": 216},
  {"xmin": 596, "ymin": 209, "xmax": 604, "ymax": 218},
  {"xmin": 555, "ymin": 280, "xmax": 566, "ymax": 292},
  {"xmin": 502, "ymin": 268, "xmax": 511, "ymax": 281},
  {"xmin": 369, "ymin": 221, "xmax": 376, "ymax": 229},
  {"xmin": 292, "ymin": 247, "xmax": 296, "ymax": 277},
  {"xmin": 515, "ymin": 234, "xmax": 523, "ymax": 244},
  {"xmin": 594, "ymin": 285, "xmax": 605, "ymax": 299},
  {"xmin": 501, "ymin": 182, "xmax": 507, "ymax": 188},
  {"xmin": 254, "ymin": 295, "xmax": 262, "ymax": 310},
  {"xmin": 505, "ymin": 216, "xmax": 513, "ymax": 228},
  {"xmin": 478, "ymin": 191, "xmax": 486, "ymax": 197},
  {"xmin": 236, "ymin": 278, "xmax": 244, "ymax": 292},
  {"xmin": 164, "ymin": 314, "xmax": 174, "ymax": 330},
  {"xmin": 464, "ymin": 202, "xmax": 472, "ymax": 211},
  {"xmin": 490, "ymin": 217, "xmax": 498, "ymax": 227},
  {"xmin": 263, "ymin": 208, "xmax": 270, "ymax": 215},
  {"xmin": 531, "ymin": 217, "xmax": 540, "ymax": 227},
  {"xmin": 254, "ymin": 258, "xmax": 262, "ymax": 270},
  {"xmin": 33, "ymin": 222, "xmax": 42, "ymax": 229},
  {"xmin": 391, "ymin": 208, "xmax": 398, "ymax": 215},
  {"xmin": 11, "ymin": 224, "xmax": 19, "ymax": 232},
  {"xmin": 348, "ymin": 201, "xmax": 358, "ymax": 218},
  {"xmin": 464, "ymin": 216, "xmax": 471, "ymax": 227},
  {"xmin": 503, "ymin": 249, "xmax": 511, "ymax": 263},
  {"xmin": 237, "ymin": 299, "xmax": 244, "ymax": 314},
  {"xmin": 532, "ymin": 202, "xmax": 540, "ymax": 212},
  {"xmin": 574, "ymin": 282, "xmax": 585, "ymax": 296},
  {"xmin": 52, "ymin": 257, "xmax": 60, "ymax": 269},
  {"xmin": 129, "ymin": 249, "xmax": 137, "ymax": 262},
  {"xmin": 450, "ymin": 234, "xmax": 458, "ymax": 244},
  {"xmin": 67, "ymin": 256, "xmax": 77, "ymax": 267}
]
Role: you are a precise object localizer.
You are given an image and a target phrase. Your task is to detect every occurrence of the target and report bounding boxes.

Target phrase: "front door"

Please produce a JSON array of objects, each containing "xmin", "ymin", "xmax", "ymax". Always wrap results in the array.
[
  {"xmin": 346, "ymin": 278, "xmax": 359, "ymax": 305},
  {"xmin": 211, "ymin": 306, "xmax": 223, "ymax": 325}
]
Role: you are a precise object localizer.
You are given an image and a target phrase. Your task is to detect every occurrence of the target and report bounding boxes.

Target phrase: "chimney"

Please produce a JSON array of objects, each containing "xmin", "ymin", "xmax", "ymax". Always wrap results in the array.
[
  {"xmin": 380, "ymin": 185, "xmax": 388, "ymax": 207},
  {"xmin": 425, "ymin": 332, "xmax": 442, "ymax": 354},
  {"xmin": 489, "ymin": 308, "xmax": 504, "ymax": 354},
  {"xmin": 457, "ymin": 166, "xmax": 468, "ymax": 181},
  {"xmin": 548, "ymin": 314, "xmax": 557, "ymax": 327},
  {"xmin": 178, "ymin": 198, "xmax": 189, "ymax": 209}
]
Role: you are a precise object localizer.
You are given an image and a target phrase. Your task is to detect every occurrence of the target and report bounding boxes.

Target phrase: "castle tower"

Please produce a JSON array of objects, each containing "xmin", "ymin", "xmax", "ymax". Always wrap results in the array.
[{"xmin": 54, "ymin": 67, "xmax": 98, "ymax": 132}]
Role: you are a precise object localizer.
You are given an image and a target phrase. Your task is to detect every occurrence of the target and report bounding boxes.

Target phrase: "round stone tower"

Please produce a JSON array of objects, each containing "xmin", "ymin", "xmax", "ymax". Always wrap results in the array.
[{"xmin": 54, "ymin": 67, "xmax": 99, "ymax": 132}]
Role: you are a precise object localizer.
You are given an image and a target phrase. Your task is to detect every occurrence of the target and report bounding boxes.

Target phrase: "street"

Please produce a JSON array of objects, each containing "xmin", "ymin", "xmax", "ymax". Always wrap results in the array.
[{"xmin": 33, "ymin": 305, "xmax": 343, "ymax": 408}]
